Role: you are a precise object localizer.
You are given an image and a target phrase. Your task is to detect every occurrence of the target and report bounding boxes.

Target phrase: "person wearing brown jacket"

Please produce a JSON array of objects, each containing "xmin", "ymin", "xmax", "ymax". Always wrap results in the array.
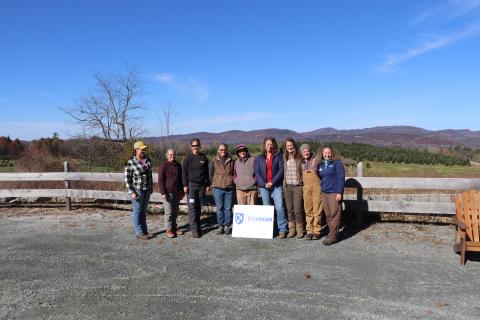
[
  {"xmin": 209, "ymin": 143, "xmax": 235, "ymax": 235},
  {"xmin": 283, "ymin": 138, "xmax": 305, "ymax": 239},
  {"xmin": 158, "ymin": 149, "xmax": 184, "ymax": 238},
  {"xmin": 299, "ymin": 144, "xmax": 323, "ymax": 240}
]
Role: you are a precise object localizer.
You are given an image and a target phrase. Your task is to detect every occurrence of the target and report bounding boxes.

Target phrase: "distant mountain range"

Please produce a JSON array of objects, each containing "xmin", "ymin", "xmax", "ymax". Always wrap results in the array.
[{"xmin": 145, "ymin": 126, "xmax": 480, "ymax": 148}]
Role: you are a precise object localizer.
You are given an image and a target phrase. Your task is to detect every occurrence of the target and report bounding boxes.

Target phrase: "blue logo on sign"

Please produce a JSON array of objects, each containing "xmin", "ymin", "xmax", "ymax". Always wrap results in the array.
[{"xmin": 235, "ymin": 212, "xmax": 244, "ymax": 224}]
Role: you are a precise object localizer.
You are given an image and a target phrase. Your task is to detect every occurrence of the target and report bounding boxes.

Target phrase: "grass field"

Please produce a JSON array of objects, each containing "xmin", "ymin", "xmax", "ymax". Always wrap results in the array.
[
  {"xmin": 354, "ymin": 162, "xmax": 480, "ymax": 178},
  {"xmin": 2, "ymin": 161, "xmax": 480, "ymax": 178}
]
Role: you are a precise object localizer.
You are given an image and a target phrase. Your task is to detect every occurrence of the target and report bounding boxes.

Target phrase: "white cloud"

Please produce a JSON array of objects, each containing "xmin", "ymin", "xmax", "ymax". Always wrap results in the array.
[
  {"xmin": 377, "ymin": 1, "xmax": 480, "ymax": 73},
  {"xmin": 153, "ymin": 72, "xmax": 209, "ymax": 102},
  {"xmin": 411, "ymin": 0, "xmax": 480, "ymax": 27}
]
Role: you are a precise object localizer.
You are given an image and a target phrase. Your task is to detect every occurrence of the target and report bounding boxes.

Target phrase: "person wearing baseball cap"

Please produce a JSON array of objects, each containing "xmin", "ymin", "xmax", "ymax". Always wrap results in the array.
[
  {"xmin": 233, "ymin": 144, "xmax": 257, "ymax": 205},
  {"xmin": 125, "ymin": 140, "xmax": 154, "ymax": 240}
]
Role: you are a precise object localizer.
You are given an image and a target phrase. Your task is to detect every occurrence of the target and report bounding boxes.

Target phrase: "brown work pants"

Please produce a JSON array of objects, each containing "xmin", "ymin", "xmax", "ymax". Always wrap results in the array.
[
  {"xmin": 303, "ymin": 170, "xmax": 323, "ymax": 235},
  {"xmin": 284, "ymin": 184, "xmax": 304, "ymax": 231},
  {"xmin": 322, "ymin": 193, "xmax": 341, "ymax": 241},
  {"xmin": 236, "ymin": 189, "xmax": 257, "ymax": 205}
]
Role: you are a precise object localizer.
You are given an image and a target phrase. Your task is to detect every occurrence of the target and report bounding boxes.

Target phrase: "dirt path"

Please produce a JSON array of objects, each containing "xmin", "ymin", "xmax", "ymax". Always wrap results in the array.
[{"xmin": 0, "ymin": 207, "xmax": 479, "ymax": 320}]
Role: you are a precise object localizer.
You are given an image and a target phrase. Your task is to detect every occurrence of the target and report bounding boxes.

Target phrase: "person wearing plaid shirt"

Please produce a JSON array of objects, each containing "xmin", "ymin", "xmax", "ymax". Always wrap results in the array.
[{"xmin": 125, "ymin": 141, "xmax": 154, "ymax": 240}]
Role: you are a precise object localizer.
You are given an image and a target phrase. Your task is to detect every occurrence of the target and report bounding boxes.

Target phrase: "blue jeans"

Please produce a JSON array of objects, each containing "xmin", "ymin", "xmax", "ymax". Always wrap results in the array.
[
  {"xmin": 259, "ymin": 186, "xmax": 288, "ymax": 232},
  {"xmin": 131, "ymin": 189, "xmax": 150, "ymax": 236},
  {"xmin": 212, "ymin": 187, "xmax": 234, "ymax": 226}
]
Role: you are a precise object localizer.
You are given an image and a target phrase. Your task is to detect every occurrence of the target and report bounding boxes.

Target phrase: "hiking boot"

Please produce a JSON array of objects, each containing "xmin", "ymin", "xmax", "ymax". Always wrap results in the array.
[
  {"xmin": 296, "ymin": 223, "xmax": 305, "ymax": 239},
  {"xmin": 305, "ymin": 234, "xmax": 313, "ymax": 240},
  {"xmin": 312, "ymin": 233, "xmax": 321, "ymax": 240},
  {"xmin": 287, "ymin": 222, "xmax": 296, "ymax": 238},
  {"xmin": 323, "ymin": 238, "xmax": 337, "ymax": 246},
  {"xmin": 166, "ymin": 229, "xmax": 176, "ymax": 238},
  {"xmin": 217, "ymin": 226, "xmax": 225, "ymax": 235},
  {"xmin": 224, "ymin": 226, "xmax": 232, "ymax": 235},
  {"xmin": 278, "ymin": 232, "xmax": 287, "ymax": 240}
]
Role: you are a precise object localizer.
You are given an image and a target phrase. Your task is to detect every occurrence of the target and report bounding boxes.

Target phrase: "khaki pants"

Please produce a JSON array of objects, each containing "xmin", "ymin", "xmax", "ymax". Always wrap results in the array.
[
  {"xmin": 322, "ymin": 193, "xmax": 341, "ymax": 241},
  {"xmin": 236, "ymin": 189, "xmax": 257, "ymax": 205},
  {"xmin": 303, "ymin": 170, "xmax": 323, "ymax": 235}
]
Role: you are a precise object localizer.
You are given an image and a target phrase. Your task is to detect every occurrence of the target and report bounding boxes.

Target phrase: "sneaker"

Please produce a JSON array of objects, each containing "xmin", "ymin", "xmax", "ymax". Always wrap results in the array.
[
  {"xmin": 305, "ymin": 234, "xmax": 313, "ymax": 240},
  {"xmin": 224, "ymin": 226, "xmax": 232, "ymax": 235},
  {"xmin": 175, "ymin": 228, "xmax": 184, "ymax": 235},
  {"xmin": 166, "ymin": 230, "xmax": 176, "ymax": 238},
  {"xmin": 312, "ymin": 233, "xmax": 321, "ymax": 240},
  {"xmin": 217, "ymin": 226, "xmax": 225, "ymax": 235},
  {"xmin": 322, "ymin": 238, "xmax": 337, "ymax": 246},
  {"xmin": 278, "ymin": 232, "xmax": 287, "ymax": 239}
]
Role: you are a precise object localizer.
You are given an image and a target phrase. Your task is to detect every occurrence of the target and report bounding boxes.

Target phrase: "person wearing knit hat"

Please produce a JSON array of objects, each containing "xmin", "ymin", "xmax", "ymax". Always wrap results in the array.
[
  {"xmin": 233, "ymin": 144, "xmax": 257, "ymax": 205},
  {"xmin": 300, "ymin": 143, "xmax": 323, "ymax": 240}
]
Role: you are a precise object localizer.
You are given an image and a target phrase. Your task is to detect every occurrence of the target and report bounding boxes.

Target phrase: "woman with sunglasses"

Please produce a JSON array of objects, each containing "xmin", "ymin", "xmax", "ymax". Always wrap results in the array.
[
  {"xmin": 182, "ymin": 138, "xmax": 211, "ymax": 238},
  {"xmin": 209, "ymin": 143, "xmax": 235, "ymax": 235}
]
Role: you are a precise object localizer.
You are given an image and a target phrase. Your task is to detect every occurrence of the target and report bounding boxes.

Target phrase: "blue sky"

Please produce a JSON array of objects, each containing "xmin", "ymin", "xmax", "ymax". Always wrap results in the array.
[{"xmin": 1, "ymin": 0, "xmax": 480, "ymax": 140}]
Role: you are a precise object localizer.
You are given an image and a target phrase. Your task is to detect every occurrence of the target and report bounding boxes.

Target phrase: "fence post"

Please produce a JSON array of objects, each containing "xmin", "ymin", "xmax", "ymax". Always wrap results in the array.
[
  {"xmin": 64, "ymin": 161, "xmax": 71, "ymax": 210},
  {"xmin": 357, "ymin": 161, "xmax": 363, "ymax": 177}
]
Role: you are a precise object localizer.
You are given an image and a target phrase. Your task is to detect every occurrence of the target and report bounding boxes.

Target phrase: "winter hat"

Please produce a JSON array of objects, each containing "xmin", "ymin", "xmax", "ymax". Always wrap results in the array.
[{"xmin": 235, "ymin": 144, "xmax": 248, "ymax": 155}]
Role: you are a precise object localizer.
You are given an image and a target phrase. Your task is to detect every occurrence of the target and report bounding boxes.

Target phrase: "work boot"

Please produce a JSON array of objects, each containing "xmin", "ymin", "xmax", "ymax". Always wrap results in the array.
[
  {"xmin": 296, "ymin": 223, "xmax": 305, "ymax": 239},
  {"xmin": 287, "ymin": 222, "xmax": 296, "ymax": 238}
]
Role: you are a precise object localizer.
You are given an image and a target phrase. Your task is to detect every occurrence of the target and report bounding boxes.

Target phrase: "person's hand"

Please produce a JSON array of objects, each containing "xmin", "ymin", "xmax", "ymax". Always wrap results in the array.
[
  {"xmin": 206, "ymin": 186, "xmax": 211, "ymax": 192},
  {"xmin": 336, "ymin": 193, "xmax": 342, "ymax": 201},
  {"xmin": 265, "ymin": 182, "xmax": 273, "ymax": 189},
  {"xmin": 130, "ymin": 192, "xmax": 137, "ymax": 200},
  {"xmin": 183, "ymin": 186, "xmax": 188, "ymax": 193}
]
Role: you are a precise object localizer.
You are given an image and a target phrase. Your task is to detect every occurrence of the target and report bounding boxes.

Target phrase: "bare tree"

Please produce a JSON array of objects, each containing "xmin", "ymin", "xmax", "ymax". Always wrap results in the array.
[
  {"xmin": 159, "ymin": 102, "xmax": 176, "ymax": 140},
  {"xmin": 63, "ymin": 67, "xmax": 146, "ymax": 141}
]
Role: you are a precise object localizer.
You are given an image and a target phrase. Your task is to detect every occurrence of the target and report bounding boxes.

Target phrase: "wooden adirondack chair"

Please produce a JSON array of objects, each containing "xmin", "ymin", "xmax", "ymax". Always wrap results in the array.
[{"xmin": 454, "ymin": 190, "xmax": 480, "ymax": 266}]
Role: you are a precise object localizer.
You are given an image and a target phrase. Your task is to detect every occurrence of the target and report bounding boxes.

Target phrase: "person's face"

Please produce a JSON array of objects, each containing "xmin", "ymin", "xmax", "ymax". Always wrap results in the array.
[
  {"xmin": 302, "ymin": 148, "xmax": 311, "ymax": 159},
  {"xmin": 167, "ymin": 151, "xmax": 176, "ymax": 162},
  {"xmin": 265, "ymin": 140, "xmax": 274, "ymax": 153},
  {"xmin": 135, "ymin": 148, "xmax": 145, "ymax": 159},
  {"xmin": 191, "ymin": 142, "xmax": 200, "ymax": 154},
  {"xmin": 286, "ymin": 141, "xmax": 295, "ymax": 154},
  {"xmin": 238, "ymin": 150, "xmax": 247, "ymax": 158},
  {"xmin": 323, "ymin": 148, "xmax": 332, "ymax": 160},
  {"xmin": 218, "ymin": 145, "xmax": 227, "ymax": 158}
]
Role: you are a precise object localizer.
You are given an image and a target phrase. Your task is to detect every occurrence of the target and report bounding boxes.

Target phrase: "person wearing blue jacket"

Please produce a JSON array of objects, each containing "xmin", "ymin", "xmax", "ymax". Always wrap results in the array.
[
  {"xmin": 254, "ymin": 137, "xmax": 288, "ymax": 239},
  {"xmin": 316, "ymin": 146, "xmax": 345, "ymax": 245}
]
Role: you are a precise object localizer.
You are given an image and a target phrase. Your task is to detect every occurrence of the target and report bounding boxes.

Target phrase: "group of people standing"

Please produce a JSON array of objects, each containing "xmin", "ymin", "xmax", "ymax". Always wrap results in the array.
[{"xmin": 124, "ymin": 137, "xmax": 345, "ymax": 245}]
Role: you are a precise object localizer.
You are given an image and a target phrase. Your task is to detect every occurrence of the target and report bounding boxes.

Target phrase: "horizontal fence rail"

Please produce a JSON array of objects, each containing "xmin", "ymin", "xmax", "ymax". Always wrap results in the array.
[{"xmin": 2, "ymin": 165, "xmax": 479, "ymax": 215}]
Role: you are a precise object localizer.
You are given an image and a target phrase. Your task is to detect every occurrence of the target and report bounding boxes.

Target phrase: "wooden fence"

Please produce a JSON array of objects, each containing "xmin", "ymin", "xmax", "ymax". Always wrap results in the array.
[{"xmin": 1, "ymin": 162, "xmax": 480, "ymax": 216}]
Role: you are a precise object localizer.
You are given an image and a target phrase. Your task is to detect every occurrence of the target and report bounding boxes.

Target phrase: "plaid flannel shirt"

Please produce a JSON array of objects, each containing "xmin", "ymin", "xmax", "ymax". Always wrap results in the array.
[{"xmin": 124, "ymin": 155, "xmax": 153, "ymax": 194}]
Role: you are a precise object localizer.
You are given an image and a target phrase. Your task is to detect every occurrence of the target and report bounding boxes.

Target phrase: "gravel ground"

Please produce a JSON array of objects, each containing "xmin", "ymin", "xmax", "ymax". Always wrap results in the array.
[{"xmin": 1, "ymin": 207, "xmax": 479, "ymax": 320}]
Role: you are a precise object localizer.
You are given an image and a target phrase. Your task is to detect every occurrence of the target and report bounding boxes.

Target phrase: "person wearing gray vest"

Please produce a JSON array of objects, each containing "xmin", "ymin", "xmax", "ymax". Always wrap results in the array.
[
  {"xmin": 209, "ymin": 143, "xmax": 235, "ymax": 235},
  {"xmin": 233, "ymin": 144, "xmax": 257, "ymax": 205}
]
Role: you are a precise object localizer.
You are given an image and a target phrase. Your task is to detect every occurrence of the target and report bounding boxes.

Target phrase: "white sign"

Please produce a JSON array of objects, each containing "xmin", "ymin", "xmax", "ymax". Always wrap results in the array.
[{"xmin": 232, "ymin": 205, "xmax": 274, "ymax": 239}]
